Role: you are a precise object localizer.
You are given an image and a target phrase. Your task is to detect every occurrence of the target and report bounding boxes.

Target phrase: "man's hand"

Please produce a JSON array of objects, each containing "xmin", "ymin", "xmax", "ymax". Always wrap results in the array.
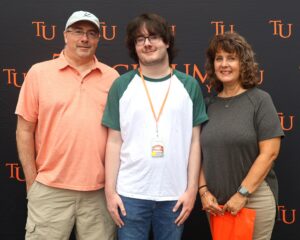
[
  {"xmin": 105, "ymin": 191, "xmax": 126, "ymax": 228},
  {"xmin": 173, "ymin": 189, "xmax": 197, "ymax": 226},
  {"xmin": 26, "ymin": 178, "xmax": 36, "ymax": 192}
]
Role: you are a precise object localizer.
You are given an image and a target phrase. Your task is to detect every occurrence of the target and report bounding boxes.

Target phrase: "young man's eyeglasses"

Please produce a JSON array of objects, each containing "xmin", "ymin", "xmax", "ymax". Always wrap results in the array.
[
  {"xmin": 66, "ymin": 29, "xmax": 99, "ymax": 39},
  {"xmin": 135, "ymin": 35, "xmax": 161, "ymax": 46}
]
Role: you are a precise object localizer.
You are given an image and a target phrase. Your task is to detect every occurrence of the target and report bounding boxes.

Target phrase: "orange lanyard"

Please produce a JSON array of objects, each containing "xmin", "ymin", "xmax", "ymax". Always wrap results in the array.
[{"xmin": 139, "ymin": 68, "xmax": 172, "ymax": 136}]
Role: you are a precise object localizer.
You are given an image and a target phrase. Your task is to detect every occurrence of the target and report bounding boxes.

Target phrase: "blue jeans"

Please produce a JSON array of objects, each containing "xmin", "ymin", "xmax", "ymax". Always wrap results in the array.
[{"xmin": 118, "ymin": 195, "xmax": 184, "ymax": 240}]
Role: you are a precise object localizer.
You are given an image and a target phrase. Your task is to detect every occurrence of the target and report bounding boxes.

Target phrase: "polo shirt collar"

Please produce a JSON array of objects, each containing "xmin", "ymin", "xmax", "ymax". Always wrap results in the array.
[{"xmin": 57, "ymin": 51, "xmax": 102, "ymax": 73}]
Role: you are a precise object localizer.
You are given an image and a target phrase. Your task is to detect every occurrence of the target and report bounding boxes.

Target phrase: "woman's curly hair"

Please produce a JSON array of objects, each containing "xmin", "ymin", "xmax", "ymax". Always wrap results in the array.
[{"xmin": 205, "ymin": 32, "xmax": 259, "ymax": 92}]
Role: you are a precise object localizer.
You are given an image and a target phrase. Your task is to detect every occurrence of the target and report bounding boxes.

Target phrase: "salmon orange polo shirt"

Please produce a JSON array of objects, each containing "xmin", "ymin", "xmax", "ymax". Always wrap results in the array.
[{"xmin": 16, "ymin": 52, "xmax": 119, "ymax": 191}]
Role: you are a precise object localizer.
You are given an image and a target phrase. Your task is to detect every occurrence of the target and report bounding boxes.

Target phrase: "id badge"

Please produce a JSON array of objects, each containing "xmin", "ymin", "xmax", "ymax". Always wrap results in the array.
[{"xmin": 151, "ymin": 136, "xmax": 164, "ymax": 158}]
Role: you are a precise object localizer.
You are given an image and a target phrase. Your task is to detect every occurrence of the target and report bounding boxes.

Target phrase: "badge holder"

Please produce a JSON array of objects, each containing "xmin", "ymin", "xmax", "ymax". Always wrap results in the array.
[{"xmin": 151, "ymin": 135, "xmax": 164, "ymax": 158}]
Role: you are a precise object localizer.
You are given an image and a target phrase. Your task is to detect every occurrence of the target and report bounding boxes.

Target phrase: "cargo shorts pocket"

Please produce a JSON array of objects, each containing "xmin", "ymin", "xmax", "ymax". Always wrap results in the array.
[
  {"xmin": 25, "ymin": 220, "xmax": 49, "ymax": 239},
  {"xmin": 25, "ymin": 221, "xmax": 35, "ymax": 233}
]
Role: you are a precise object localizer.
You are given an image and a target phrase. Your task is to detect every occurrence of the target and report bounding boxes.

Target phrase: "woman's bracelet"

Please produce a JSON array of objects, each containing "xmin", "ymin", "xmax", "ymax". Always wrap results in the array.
[{"xmin": 198, "ymin": 185, "xmax": 207, "ymax": 190}]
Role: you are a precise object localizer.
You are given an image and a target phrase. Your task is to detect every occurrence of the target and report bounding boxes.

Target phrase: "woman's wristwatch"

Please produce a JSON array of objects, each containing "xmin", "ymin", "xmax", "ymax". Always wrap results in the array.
[{"xmin": 237, "ymin": 185, "xmax": 250, "ymax": 197}]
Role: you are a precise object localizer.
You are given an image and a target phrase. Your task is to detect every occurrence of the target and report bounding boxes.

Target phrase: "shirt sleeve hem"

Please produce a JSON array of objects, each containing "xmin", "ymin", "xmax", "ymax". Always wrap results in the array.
[{"xmin": 101, "ymin": 120, "xmax": 121, "ymax": 131}]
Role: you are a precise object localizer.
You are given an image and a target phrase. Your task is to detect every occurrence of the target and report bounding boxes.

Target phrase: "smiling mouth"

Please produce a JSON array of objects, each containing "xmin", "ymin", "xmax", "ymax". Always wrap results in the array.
[
  {"xmin": 143, "ymin": 50, "xmax": 156, "ymax": 54},
  {"xmin": 220, "ymin": 71, "xmax": 232, "ymax": 74}
]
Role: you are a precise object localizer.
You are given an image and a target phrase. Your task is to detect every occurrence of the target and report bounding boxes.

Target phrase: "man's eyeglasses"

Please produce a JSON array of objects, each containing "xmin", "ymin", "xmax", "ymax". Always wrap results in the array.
[
  {"xmin": 66, "ymin": 29, "xmax": 99, "ymax": 39},
  {"xmin": 135, "ymin": 35, "xmax": 161, "ymax": 46}
]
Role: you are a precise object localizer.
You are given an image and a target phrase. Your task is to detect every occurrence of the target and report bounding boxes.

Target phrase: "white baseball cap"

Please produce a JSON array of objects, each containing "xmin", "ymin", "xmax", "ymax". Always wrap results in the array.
[{"xmin": 65, "ymin": 11, "xmax": 100, "ymax": 30}]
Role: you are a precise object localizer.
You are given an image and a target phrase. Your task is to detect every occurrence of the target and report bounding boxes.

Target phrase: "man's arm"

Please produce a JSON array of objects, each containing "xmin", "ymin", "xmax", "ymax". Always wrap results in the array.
[
  {"xmin": 16, "ymin": 116, "xmax": 37, "ymax": 191},
  {"xmin": 173, "ymin": 125, "xmax": 201, "ymax": 225},
  {"xmin": 105, "ymin": 128, "xmax": 126, "ymax": 227}
]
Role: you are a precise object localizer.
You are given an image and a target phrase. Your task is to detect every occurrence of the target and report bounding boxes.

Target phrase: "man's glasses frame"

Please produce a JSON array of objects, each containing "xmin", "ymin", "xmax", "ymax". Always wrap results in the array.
[
  {"xmin": 66, "ymin": 29, "xmax": 99, "ymax": 39},
  {"xmin": 135, "ymin": 35, "xmax": 161, "ymax": 46}
]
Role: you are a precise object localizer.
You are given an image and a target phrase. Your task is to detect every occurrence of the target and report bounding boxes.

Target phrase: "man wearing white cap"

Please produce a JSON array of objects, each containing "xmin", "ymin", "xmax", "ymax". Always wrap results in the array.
[{"xmin": 16, "ymin": 10, "xmax": 119, "ymax": 239}]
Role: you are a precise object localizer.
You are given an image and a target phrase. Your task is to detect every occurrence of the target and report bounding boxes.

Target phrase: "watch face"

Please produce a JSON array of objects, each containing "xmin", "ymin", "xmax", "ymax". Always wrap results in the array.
[{"xmin": 238, "ymin": 186, "xmax": 249, "ymax": 197}]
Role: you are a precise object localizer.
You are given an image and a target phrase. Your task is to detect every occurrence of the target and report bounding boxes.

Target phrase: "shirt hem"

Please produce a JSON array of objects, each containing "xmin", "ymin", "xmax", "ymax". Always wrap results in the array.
[
  {"xmin": 117, "ymin": 190, "xmax": 180, "ymax": 201},
  {"xmin": 101, "ymin": 120, "xmax": 120, "ymax": 131},
  {"xmin": 15, "ymin": 112, "xmax": 37, "ymax": 123},
  {"xmin": 36, "ymin": 177, "xmax": 104, "ymax": 191},
  {"xmin": 194, "ymin": 116, "xmax": 209, "ymax": 126}
]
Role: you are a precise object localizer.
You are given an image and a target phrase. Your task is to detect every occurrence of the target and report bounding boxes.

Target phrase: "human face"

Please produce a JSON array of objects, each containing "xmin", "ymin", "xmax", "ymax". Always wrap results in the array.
[
  {"xmin": 214, "ymin": 49, "xmax": 241, "ymax": 86},
  {"xmin": 135, "ymin": 27, "xmax": 169, "ymax": 67},
  {"xmin": 64, "ymin": 21, "xmax": 99, "ymax": 62}
]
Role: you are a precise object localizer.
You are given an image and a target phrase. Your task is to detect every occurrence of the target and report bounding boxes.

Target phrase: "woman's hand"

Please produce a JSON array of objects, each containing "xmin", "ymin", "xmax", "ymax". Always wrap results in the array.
[
  {"xmin": 200, "ymin": 189, "xmax": 223, "ymax": 216},
  {"xmin": 223, "ymin": 192, "xmax": 248, "ymax": 215}
]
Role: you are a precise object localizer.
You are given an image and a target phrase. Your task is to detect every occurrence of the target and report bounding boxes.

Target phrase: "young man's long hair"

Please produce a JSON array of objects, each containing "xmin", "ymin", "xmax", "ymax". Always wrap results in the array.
[{"xmin": 126, "ymin": 13, "xmax": 177, "ymax": 63}]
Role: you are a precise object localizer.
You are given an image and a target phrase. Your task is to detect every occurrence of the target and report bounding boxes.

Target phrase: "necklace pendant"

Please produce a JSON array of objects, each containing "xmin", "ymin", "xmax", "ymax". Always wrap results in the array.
[{"xmin": 225, "ymin": 104, "xmax": 229, "ymax": 108}]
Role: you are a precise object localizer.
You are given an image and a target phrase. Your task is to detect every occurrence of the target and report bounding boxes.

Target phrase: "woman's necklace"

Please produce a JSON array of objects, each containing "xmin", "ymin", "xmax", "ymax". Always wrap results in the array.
[
  {"xmin": 224, "ymin": 97, "xmax": 234, "ymax": 108},
  {"xmin": 219, "ymin": 86, "xmax": 245, "ymax": 108}
]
